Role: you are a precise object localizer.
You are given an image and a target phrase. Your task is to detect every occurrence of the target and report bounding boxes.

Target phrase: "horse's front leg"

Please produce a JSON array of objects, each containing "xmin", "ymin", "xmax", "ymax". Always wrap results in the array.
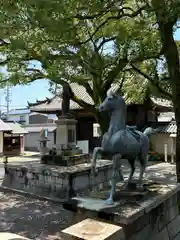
[
  {"xmin": 91, "ymin": 147, "xmax": 102, "ymax": 179},
  {"xmin": 105, "ymin": 153, "xmax": 121, "ymax": 205}
]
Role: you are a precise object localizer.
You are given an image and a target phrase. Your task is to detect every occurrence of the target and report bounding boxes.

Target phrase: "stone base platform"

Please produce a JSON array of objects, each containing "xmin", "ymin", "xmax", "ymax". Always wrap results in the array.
[
  {"xmin": 41, "ymin": 153, "xmax": 90, "ymax": 166},
  {"xmin": 1, "ymin": 160, "xmax": 113, "ymax": 202},
  {"xmin": 63, "ymin": 163, "xmax": 180, "ymax": 240}
]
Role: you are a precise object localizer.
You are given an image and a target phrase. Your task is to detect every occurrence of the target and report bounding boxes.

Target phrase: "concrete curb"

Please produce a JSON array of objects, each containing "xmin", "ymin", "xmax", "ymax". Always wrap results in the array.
[{"xmin": 0, "ymin": 185, "xmax": 63, "ymax": 204}]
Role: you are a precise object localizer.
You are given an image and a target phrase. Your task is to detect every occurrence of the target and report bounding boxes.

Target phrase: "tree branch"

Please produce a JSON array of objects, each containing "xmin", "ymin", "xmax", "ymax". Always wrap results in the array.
[
  {"xmin": 130, "ymin": 64, "xmax": 172, "ymax": 99},
  {"xmin": 76, "ymin": 5, "xmax": 148, "ymax": 45},
  {"xmin": 71, "ymin": 95, "xmax": 95, "ymax": 112},
  {"xmin": 97, "ymin": 36, "xmax": 116, "ymax": 51},
  {"xmin": 81, "ymin": 82, "xmax": 94, "ymax": 98},
  {"xmin": 74, "ymin": 5, "xmax": 147, "ymax": 20},
  {"xmin": 73, "ymin": 1, "xmax": 118, "ymax": 20},
  {"xmin": 104, "ymin": 57, "xmax": 128, "ymax": 93}
]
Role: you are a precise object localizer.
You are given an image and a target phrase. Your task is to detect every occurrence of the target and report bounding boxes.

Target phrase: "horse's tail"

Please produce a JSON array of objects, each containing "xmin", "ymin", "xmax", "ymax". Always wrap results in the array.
[{"xmin": 143, "ymin": 127, "xmax": 157, "ymax": 137}]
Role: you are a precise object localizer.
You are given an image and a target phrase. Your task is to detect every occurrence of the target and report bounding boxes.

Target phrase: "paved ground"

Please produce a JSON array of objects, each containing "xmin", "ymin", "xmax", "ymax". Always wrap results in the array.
[
  {"xmin": 0, "ymin": 191, "xmax": 77, "ymax": 240},
  {"xmin": 0, "ymin": 152, "xmax": 40, "ymax": 163}
]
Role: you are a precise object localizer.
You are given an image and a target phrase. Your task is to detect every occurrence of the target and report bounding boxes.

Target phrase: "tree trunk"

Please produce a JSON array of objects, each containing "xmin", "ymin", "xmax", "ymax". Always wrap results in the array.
[
  {"xmin": 162, "ymin": 43, "xmax": 180, "ymax": 182},
  {"xmin": 153, "ymin": 4, "xmax": 180, "ymax": 181},
  {"xmin": 162, "ymin": 40, "xmax": 180, "ymax": 182}
]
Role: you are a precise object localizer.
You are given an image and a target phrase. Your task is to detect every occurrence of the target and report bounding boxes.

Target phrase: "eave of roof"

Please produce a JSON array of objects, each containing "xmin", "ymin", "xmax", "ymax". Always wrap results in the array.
[{"xmin": 0, "ymin": 119, "xmax": 12, "ymax": 132}]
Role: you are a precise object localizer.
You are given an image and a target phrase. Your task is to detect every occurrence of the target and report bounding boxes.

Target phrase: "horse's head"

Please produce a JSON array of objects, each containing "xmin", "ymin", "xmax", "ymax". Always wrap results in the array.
[{"xmin": 98, "ymin": 90, "xmax": 125, "ymax": 113}]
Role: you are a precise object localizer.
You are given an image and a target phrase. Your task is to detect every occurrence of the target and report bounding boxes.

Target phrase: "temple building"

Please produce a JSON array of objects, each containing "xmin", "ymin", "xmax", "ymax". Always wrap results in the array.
[{"xmin": 27, "ymin": 83, "xmax": 172, "ymax": 151}]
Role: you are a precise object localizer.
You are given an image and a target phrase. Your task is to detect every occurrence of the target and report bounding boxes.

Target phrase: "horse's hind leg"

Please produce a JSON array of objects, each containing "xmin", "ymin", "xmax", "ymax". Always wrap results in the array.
[
  {"xmin": 138, "ymin": 153, "xmax": 148, "ymax": 188},
  {"xmin": 91, "ymin": 147, "xmax": 102, "ymax": 179},
  {"xmin": 122, "ymin": 157, "xmax": 136, "ymax": 189},
  {"xmin": 127, "ymin": 158, "xmax": 136, "ymax": 183}
]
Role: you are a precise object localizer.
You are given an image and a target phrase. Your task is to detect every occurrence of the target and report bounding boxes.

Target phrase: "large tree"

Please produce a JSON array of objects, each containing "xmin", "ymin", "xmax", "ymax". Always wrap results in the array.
[
  {"xmin": 0, "ymin": 0, "xmax": 172, "ymax": 133},
  {"xmin": 58, "ymin": 0, "xmax": 180, "ymax": 180}
]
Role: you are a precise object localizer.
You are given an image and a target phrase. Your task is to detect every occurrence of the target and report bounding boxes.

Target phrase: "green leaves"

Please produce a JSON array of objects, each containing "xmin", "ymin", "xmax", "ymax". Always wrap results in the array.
[{"xmin": 0, "ymin": 0, "xmax": 178, "ymax": 109}]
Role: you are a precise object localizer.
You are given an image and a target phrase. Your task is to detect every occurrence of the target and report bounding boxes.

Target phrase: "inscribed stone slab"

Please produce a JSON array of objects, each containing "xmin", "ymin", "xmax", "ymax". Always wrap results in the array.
[{"xmin": 62, "ymin": 218, "xmax": 125, "ymax": 240}]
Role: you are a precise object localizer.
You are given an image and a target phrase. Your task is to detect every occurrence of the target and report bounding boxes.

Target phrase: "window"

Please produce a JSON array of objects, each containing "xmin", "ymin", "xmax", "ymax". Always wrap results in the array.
[{"xmin": 20, "ymin": 115, "xmax": 25, "ymax": 121}]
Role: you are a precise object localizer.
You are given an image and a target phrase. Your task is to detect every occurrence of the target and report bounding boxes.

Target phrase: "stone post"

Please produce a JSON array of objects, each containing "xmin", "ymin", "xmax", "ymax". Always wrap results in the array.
[{"xmin": 55, "ymin": 118, "xmax": 77, "ymax": 155}]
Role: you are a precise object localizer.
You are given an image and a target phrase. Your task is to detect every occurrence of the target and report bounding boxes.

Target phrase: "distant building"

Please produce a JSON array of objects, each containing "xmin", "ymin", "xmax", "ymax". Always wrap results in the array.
[
  {"xmin": 6, "ymin": 108, "xmax": 57, "ymax": 125},
  {"xmin": 7, "ymin": 108, "xmax": 30, "ymax": 125},
  {"xmin": 0, "ymin": 120, "xmax": 28, "ymax": 156}
]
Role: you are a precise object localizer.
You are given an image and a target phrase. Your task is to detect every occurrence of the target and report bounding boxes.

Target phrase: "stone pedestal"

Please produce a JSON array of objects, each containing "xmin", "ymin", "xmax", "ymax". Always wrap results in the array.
[
  {"xmin": 2, "ymin": 160, "xmax": 113, "ymax": 202},
  {"xmin": 55, "ymin": 118, "xmax": 77, "ymax": 155}
]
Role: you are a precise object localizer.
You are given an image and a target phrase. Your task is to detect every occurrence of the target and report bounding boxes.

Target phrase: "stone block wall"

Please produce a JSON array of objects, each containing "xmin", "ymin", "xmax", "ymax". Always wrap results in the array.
[
  {"xmin": 123, "ymin": 193, "xmax": 180, "ymax": 240},
  {"xmin": 2, "ymin": 161, "xmax": 113, "ymax": 202},
  {"xmin": 67, "ymin": 191, "xmax": 180, "ymax": 240}
]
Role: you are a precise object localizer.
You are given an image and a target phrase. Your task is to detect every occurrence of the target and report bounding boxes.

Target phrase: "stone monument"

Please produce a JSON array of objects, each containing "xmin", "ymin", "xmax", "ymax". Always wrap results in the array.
[
  {"xmin": 38, "ymin": 128, "xmax": 49, "ymax": 157},
  {"xmin": 41, "ymin": 82, "xmax": 86, "ymax": 165},
  {"xmin": 55, "ymin": 82, "xmax": 77, "ymax": 155}
]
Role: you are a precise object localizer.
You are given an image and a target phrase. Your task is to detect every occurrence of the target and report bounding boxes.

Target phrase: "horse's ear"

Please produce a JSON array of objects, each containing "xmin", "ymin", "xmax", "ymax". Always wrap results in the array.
[{"xmin": 107, "ymin": 89, "xmax": 113, "ymax": 97}]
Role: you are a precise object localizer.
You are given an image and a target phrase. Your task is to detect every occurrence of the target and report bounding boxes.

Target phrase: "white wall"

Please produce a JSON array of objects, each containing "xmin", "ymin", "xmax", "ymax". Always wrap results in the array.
[
  {"xmin": 24, "ymin": 132, "xmax": 55, "ymax": 151},
  {"xmin": 150, "ymin": 133, "xmax": 174, "ymax": 156},
  {"xmin": 0, "ymin": 132, "xmax": 3, "ymax": 154},
  {"xmin": 7, "ymin": 114, "xmax": 29, "ymax": 124}
]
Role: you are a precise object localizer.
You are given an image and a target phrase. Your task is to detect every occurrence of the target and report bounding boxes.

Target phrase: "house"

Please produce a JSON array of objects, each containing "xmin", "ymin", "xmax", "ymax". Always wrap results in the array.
[
  {"xmin": 3, "ymin": 121, "xmax": 28, "ymax": 156},
  {"xmin": 7, "ymin": 108, "xmax": 30, "ymax": 125},
  {"xmin": 6, "ymin": 108, "xmax": 57, "ymax": 125},
  {"xmin": 5, "ymin": 108, "xmax": 57, "ymax": 152},
  {"xmin": 149, "ymin": 118, "xmax": 176, "ymax": 162},
  {"xmin": 0, "ymin": 119, "xmax": 28, "ymax": 156},
  {"xmin": 0, "ymin": 119, "xmax": 12, "ymax": 155}
]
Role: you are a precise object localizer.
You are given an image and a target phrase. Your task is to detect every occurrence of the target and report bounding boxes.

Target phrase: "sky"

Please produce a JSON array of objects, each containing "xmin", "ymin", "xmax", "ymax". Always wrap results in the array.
[{"xmin": 0, "ymin": 28, "xmax": 180, "ymax": 112}]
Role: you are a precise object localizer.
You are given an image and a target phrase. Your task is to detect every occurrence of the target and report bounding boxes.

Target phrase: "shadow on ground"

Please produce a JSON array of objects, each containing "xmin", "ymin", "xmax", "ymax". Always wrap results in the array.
[{"xmin": 0, "ymin": 192, "xmax": 82, "ymax": 240}]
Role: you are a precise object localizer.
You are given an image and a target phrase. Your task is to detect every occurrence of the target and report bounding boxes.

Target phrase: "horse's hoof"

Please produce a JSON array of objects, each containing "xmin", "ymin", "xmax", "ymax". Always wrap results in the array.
[
  {"xmin": 91, "ymin": 167, "xmax": 98, "ymax": 177},
  {"xmin": 121, "ymin": 183, "xmax": 128, "ymax": 190},
  {"xmin": 104, "ymin": 198, "xmax": 114, "ymax": 205}
]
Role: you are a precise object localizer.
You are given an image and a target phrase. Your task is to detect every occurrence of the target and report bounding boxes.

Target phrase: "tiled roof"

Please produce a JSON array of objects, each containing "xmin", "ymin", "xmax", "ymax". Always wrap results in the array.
[
  {"xmin": 151, "ymin": 98, "xmax": 173, "ymax": 108},
  {"xmin": 0, "ymin": 119, "xmax": 12, "ymax": 132},
  {"xmin": 28, "ymin": 83, "xmax": 173, "ymax": 112},
  {"xmin": 157, "ymin": 121, "xmax": 177, "ymax": 134},
  {"xmin": 5, "ymin": 122, "xmax": 28, "ymax": 134}
]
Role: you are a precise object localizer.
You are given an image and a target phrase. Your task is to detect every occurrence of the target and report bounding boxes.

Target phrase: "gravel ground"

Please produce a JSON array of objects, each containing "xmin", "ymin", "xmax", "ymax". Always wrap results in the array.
[{"xmin": 0, "ymin": 191, "xmax": 79, "ymax": 240}]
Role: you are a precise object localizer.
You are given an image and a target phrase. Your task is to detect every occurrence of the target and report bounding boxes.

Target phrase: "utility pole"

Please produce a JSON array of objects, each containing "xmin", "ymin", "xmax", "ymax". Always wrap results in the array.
[{"xmin": 4, "ymin": 86, "xmax": 12, "ymax": 119}]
